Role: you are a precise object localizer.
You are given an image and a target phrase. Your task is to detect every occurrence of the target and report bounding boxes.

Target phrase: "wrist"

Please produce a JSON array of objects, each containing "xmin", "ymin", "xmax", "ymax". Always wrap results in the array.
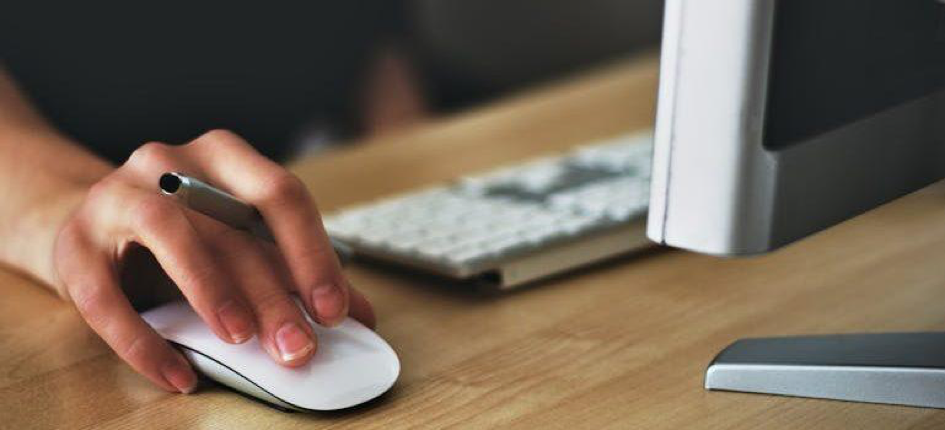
[
  {"xmin": 2, "ymin": 179, "xmax": 91, "ymax": 295},
  {"xmin": 0, "ymin": 131, "xmax": 113, "ymax": 295}
]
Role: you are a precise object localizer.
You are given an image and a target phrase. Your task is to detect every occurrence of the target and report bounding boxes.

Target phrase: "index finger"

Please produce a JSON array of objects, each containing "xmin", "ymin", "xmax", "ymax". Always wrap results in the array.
[
  {"xmin": 57, "ymin": 226, "xmax": 197, "ymax": 393},
  {"xmin": 183, "ymin": 130, "xmax": 349, "ymax": 326}
]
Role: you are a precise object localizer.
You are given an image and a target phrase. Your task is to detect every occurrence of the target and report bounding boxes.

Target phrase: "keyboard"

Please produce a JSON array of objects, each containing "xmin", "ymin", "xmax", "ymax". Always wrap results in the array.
[{"xmin": 323, "ymin": 130, "xmax": 654, "ymax": 290}]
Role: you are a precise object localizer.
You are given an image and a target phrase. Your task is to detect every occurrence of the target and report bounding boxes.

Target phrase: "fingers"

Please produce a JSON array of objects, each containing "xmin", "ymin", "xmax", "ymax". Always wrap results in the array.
[
  {"xmin": 123, "ymin": 141, "xmax": 317, "ymax": 365},
  {"xmin": 54, "ymin": 133, "xmax": 374, "ymax": 396},
  {"xmin": 348, "ymin": 287, "xmax": 376, "ymax": 329},
  {"xmin": 257, "ymin": 239, "xmax": 376, "ymax": 329},
  {"xmin": 92, "ymin": 180, "xmax": 257, "ymax": 345},
  {"xmin": 56, "ymin": 223, "xmax": 197, "ymax": 393},
  {"xmin": 205, "ymin": 223, "xmax": 316, "ymax": 366},
  {"xmin": 185, "ymin": 130, "xmax": 350, "ymax": 327},
  {"xmin": 124, "ymin": 141, "xmax": 197, "ymax": 185}
]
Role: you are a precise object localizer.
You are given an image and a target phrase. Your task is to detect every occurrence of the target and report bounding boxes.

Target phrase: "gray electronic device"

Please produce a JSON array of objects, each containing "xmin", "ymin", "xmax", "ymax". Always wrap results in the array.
[
  {"xmin": 649, "ymin": 0, "xmax": 945, "ymax": 408},
  {"xmin": 706, "ymin": 333, "xmax": 945, "ymax": 409}
]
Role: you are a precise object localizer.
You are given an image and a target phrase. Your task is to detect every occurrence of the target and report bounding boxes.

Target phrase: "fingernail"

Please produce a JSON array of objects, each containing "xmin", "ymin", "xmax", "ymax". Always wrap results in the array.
[
  {"xmin": 275, "ymin": 322, "xmax": 314, "ymax": 362},
  {"xmin": 218, "ymin": 301, "xmax": 255, "ymax": 343},
  {"xmin": 163, "ymin": 360, "xmax": 197, "ymax": 394},
  {"xmin": 311, "ymin": 283, "xmax": 346, "ymax": 326}
]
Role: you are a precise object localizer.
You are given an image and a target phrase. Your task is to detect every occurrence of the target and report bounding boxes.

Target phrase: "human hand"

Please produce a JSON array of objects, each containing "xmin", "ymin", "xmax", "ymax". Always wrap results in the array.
[{"xmin": 54, "ymin": 130, "xmax": 374, "ymax": 393}]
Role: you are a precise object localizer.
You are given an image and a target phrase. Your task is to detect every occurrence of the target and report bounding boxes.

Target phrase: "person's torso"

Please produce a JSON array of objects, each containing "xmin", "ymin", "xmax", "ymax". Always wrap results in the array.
[{"xmin": 0, "ymin": 2, "xmax": 397, "ymax": 162}]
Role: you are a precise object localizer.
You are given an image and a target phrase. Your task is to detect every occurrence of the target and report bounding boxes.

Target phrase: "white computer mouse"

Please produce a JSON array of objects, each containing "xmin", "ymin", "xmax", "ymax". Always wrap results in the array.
[{"xmin": 141, "ymin": 300, "xmax": 400, "ymax": 411}]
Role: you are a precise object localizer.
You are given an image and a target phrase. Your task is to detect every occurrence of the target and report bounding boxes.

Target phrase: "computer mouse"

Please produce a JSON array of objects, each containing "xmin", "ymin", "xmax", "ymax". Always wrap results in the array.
[{"xmin": 141, "ymin": 300, "xmax": 400, "ymax": 412}]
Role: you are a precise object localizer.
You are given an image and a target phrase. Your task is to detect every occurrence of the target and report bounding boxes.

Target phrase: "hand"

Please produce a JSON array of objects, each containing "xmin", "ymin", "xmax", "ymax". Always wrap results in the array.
[{"xmin": 54, "ymin": 130, "xmax": 374, "ymax": 394}]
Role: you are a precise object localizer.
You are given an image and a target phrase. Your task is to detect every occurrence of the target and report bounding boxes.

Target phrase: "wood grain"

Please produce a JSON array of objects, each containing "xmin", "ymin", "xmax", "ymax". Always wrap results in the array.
[{"xmin": 4, "ymin": 53, "xmax": 945, "ymax": 429}]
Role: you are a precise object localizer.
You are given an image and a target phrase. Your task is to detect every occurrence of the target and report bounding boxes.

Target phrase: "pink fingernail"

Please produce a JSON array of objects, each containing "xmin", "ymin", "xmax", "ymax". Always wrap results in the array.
[
  {"xmin": 163, "ymin": 361, "xmax": 197, "ymax": 394},
  {"xmin": 275, "ymin": 322, "xmax": 314, "ymax": 362},
  {"xmin": 217, "ymin": 301, "xmax": 255, "ymax": 343},
  {"xmin": 311, "ymin": 283, "xmax": 346, "ymax": 326}
]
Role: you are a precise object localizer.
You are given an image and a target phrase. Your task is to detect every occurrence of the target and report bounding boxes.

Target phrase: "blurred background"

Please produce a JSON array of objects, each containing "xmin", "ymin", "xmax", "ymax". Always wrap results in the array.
[{"xmin": 0, "ymin": 0, "xmax": 663, "ymax": 163}]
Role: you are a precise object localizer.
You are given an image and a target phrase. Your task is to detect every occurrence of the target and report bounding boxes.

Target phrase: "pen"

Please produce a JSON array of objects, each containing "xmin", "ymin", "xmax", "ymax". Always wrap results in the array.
[{"xmin": 158, "ymin": 172, "xmax": 352, "ymax": 264}]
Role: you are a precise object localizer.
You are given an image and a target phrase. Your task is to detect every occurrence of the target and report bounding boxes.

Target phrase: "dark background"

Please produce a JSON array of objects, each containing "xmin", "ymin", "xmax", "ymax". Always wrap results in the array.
[{"xmin": 0, "ymin": 1, "xmax": 664, "ymax": 163}]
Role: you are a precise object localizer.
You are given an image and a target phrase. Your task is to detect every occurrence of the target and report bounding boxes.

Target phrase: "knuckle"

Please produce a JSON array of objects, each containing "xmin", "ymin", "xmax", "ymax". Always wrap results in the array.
[
  {"xmin": 191, "ymin": 129, "xmax": 243, "ymax": 150},
  {"xmin": 127, "ymin": 141, "xmax": 173, "ymax": 170},
  {"xmin": 85, "ymin": 177, "xmax": 118, "ymax": 204},
  {"xmin": 74, "ymin": 176, "xmax": 127, "ymax": 240},
  {"xmin": 203, "ymin": 128, "xmax": 238, "ymax": 140},
  {"xmin": 117, "ymin": 334, "xmax": 153, "ymax": 364},
  {"xmin": 252, "ymin": 289, "xmax": 295, "ymax": 318},
  {"xmin": 256, "ymin": 172, "xmax": 308, "ymax": 206},
  {"xmin": 176, "ymin": 263, "xmax": 218, "ymax": 292}
]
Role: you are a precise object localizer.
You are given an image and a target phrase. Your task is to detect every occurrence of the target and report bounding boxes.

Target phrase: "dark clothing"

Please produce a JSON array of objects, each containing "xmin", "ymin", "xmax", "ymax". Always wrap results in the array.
[
  {"xmin": 1, "ymin": 1, "xmax": 663, "ymax": 164},
  {"xmin": 410, "ymin": 0, "xmax": 663, "ymax": 111},
  {"xmin": 0, "ymin": 2, "xmax": 402, "ymax": 163}
]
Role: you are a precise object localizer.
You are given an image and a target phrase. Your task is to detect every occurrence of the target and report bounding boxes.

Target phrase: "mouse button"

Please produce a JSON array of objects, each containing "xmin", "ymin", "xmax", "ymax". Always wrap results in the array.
[
  {"xmin": 142, "ymin": 302, "xmax": 400, "ymax": 410},
  {"xmin": 278, "ymin": 353, "xmax": 398, "ymax": 410},
  {"xmin": 141, "ymin": 304, "xmax": 275, "ymax": 378},
  {"xmin": 141, "ymin": 300, "xmax": 206, "ymax": 341},
  {"xmin": 267, "ymin": 322, "xmax": 399, "ymax": 410},
  {"xmin": 308, "ymin": 322, "xmax": 383, "ymax": 364},
  {"xmin": 141, "ymin": 301, "xmax": 241, "ymax": 354}
]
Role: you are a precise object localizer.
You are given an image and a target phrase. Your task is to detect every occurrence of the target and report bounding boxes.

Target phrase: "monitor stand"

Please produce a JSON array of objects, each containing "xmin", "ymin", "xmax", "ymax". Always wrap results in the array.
[{"xmin": 705, "ymin": 332, "xmax": 945, "ymax": 408}]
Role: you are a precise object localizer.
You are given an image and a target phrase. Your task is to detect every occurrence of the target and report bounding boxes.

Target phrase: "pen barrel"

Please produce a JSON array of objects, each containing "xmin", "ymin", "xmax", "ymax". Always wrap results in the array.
[
  {"xmin": 173, "ymin": 176, "xmax": 264, "ymax": 233},
  {"xmin": 161, "ymin": 172, "xmax": 351, "ymax": 263}
]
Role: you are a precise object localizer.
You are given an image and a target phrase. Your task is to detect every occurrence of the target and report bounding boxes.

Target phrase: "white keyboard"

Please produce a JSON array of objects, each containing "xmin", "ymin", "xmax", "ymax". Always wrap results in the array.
[{"xmin": 324, "ymin": 131, "xmax": 654, "ymax": 290}]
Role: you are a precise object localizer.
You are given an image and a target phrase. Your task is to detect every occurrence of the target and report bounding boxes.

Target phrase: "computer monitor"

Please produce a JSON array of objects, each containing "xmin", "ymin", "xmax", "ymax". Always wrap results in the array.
[
  {"xmin": 646, "ymin": 0, "xmax": 945, "ymax": 409},
  {"xmin": 647, "ymin": 0, "xmax": 945, "ymax": 256}
]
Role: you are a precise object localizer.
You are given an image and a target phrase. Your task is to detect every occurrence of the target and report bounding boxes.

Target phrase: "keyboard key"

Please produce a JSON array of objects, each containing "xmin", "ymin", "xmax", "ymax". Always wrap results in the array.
[{"xmin": 323, "ymin": 131, "xmax": 653, "ymax": 274}]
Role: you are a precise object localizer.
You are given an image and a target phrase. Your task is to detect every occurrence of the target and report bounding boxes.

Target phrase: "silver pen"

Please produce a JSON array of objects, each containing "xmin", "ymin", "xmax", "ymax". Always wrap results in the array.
[{"xmin": 158, "ymin": 172, "xmax": 352, "ymax": 264}]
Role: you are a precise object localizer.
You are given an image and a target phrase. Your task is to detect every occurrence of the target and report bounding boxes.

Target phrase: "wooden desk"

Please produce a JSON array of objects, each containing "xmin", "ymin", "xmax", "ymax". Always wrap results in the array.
[{"xmin": 5, "ymin": 54, "xmax": 945, "ymax": 429}]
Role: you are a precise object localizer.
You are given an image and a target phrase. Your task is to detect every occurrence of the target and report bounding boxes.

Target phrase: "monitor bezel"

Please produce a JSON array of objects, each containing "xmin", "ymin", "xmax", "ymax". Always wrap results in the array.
[{"xmin": 647, "ymin": 0, "xmax": 945, "ymax": 255}]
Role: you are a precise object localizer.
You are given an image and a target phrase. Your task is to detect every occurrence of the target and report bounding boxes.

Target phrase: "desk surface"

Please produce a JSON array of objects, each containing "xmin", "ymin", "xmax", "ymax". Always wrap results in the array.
[{"xmin": 5, "ymin": 55, "xmax": 945, "ymax": 429}]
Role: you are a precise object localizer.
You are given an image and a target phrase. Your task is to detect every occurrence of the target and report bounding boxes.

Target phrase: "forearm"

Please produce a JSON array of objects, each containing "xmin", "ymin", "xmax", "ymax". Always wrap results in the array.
[{"xmin": 0, "ymin": 67, "xmax": 113, "ymax": 293}]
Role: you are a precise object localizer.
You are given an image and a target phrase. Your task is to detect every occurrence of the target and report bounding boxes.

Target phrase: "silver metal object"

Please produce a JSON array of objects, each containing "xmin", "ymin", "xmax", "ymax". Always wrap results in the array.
[
  {"xmin": 706, "ymin": 332, "xmax": 945, "ymax": 409},
  {"xmin": 159, "ymin": 172, "xmax": 352, "ymax": 264}
]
